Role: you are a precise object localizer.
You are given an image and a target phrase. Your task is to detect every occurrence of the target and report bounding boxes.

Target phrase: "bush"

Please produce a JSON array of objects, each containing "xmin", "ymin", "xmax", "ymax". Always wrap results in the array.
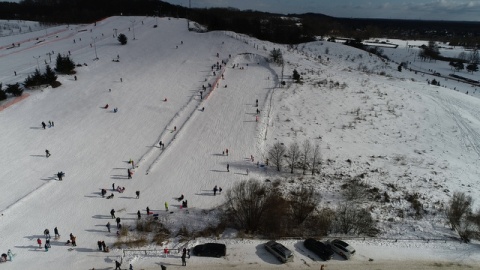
[
  {"xmin": 289, "ymin": 186, "xmax": 319, "ymax": 225},
  {"xmin": 0, "ymin": 83, "xmax": 6, "ymax": 101},
  {"xmin": 333, "ymin": 203, "xmax": 379, "ymax": 236},
  {"xmin": 446, "ymin": 192, "xmax": 472, "ymax": 231},
  {"xmin": 224, "ymin": 179, "xmax": 274, "ymax": 233},
  {"xmin": 303, "ymin": 207, "xmax": 335, "ymax": 237},
  {"xmin": 5, "ymin": 83, "xmax": 23, "ymax": 97},
  {"xmin": 118, "ymin": 33, "xmax": 128, "ymax": 45},
  {"xmin": 55, "ymin": 53, "xmax": 75, "ymax": 74}
]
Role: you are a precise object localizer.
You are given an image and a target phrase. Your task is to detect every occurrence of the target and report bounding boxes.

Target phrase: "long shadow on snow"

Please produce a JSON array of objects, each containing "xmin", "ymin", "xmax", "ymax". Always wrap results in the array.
[
  {"xmin": 92, "ymin": 215, "xmax": 111, "ymax": 219},
  {"xmin": 30, "ymin": 154, "xmax": 46, "ymax": 157}
]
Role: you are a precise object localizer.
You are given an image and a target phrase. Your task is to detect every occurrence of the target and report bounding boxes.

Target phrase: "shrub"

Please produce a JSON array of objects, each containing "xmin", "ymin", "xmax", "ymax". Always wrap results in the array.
[
  {"xmin": 5, "ymin": 83, "xmax": 23, "ymax": 97},
  {"xmin": 333, "ymin": 203, "xmax": 379, "ymax": 236},
  {"xmin": 289, "ymin": 186, "xmax": 319, "ymax": 225},
  {"xmin": 224, "ymin": 179, "xmax": 273, "ymax": 233},
  {"xmin": 0, "ymin": 83, "xmax": 6, "ymax": 101},
  {"xmin": 445, "ymin": 192, "xmax": 472, "ymax": 231},
  {"xmin": 118, "ymin": 33, "xmax": 128, "ymax": 45},
  {"xmin": 55, "ymin": 53, "xmax": 75, "ymax": 74}
]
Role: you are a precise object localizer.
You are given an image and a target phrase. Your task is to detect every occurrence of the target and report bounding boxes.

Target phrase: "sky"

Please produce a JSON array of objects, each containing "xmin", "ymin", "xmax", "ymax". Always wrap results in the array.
[{"xmin": 161, "ymin": 0, "xmax": 480, "ymax": 21}]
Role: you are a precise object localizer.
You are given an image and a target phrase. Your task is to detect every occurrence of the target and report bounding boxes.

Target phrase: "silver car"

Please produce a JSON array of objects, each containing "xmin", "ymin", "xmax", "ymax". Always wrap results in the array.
[
  {"xmin": 327, "ymin": 239, "xmax": 355, "ymax": 259},
  {"xmin": 264, "ymin": 240, "xmax": 294, "ymax": 263}
]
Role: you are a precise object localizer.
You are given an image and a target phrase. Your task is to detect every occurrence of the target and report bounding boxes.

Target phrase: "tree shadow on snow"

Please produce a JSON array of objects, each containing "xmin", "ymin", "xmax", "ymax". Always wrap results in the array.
[
  {"xmin": 118, "ymin": 196, "xmax": 135, "ymax": 199},
  {"xmin": 210, "ymin": 169, "xmax": 228, "ymax": 173},
  {"xmin": 30, "ymin": 154, "xmax": 46, "ymax": 157},
  {"xmin": 85, "ymin": 229, "xmax": 108, "ymax": 233},
  {"xmin": 29, "ymin": 127, "xmax": 43, "ymax": 129}
]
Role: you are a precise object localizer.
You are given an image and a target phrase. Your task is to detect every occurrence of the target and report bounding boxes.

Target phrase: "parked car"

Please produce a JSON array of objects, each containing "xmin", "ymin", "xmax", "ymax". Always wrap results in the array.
[
  {"xmin": 327, "ymin": 239, "xmax": 355, "ymax": 259},
  {"xmin": 264, "ymin": 240, "xmax": 294, "ymax": 263},
  {"xmin": 303, "ymin": 238, "xmax": 334, "ymax": 261},
  {"xmin": 192, "ymin": 243, "xmax": 226, "ymax": 258}
]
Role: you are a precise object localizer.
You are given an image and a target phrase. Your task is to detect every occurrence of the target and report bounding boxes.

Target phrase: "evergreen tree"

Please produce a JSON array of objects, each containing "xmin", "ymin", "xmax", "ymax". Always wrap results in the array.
[
  {"xmin": 455, "ymin": 62, "xmax": 464, "ymax": 72},
  {"xmin": 269, "ymin": 48, "xmax": 283, "ymax": 65},
  {"xmin": 5, "ymin": 83, "xmax": 23, "ymax": 97},
  {"xmin": 43, "ymin": 65, "xmax": 57, "ymax": 84},
  {"xmin": 466, "ymin": 63, "xmax": 478, "ymax": 74},
  {"xmin": 118, "ymin": 33, "xmax": 128, "ymax": 45},
  {"xmin": 0, "ymin": 83, "xmax": 6, "ymax": 101},
  {"xmin": 55, "ymin": 53, "xmax": 75, "ymax": 74}
]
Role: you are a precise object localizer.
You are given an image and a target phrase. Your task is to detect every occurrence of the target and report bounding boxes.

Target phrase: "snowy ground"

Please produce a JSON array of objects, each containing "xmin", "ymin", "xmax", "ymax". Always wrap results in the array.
[{"xmin": 1, "ymin": 16, "xmax": 480, "ymax": 269}]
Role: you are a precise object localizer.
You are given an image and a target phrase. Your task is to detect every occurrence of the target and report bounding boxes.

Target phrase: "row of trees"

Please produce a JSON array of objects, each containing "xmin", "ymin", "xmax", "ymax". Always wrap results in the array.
[
  {"xmin": 0, "ymin": 83, "xmax": 23, "ymax": 101},
  {"xmin": 223, "ymin": 180, "xmax": 378, "ymax": 237},
  {"xmin": 268, "ymin": 140, "xmax": 321, "ymax": 175}
]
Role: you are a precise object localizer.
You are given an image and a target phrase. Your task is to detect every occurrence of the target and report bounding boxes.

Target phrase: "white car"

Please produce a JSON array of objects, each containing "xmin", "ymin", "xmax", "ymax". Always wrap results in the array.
[
  {"xmin": 264, "ymin": 240, "xmax": 293, "ymax": 263},
  {"xmin": 327, "ymin": 239, "xmax": 355, "ymax": 259}
]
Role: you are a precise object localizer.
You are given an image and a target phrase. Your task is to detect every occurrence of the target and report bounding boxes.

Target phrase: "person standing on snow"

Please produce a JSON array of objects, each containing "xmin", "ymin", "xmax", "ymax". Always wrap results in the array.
[
  {"xmin": 116, "ymin": 217, "xmax": 121, "ymax": 228},
  {"xmin": 227, "ymin": 163, "xmax": 230, "ymax": 172},
  {"xmin": 54, "ymin": 227, "xmax": 60, "ymax": 238},
  {"xmin": 127, "ymin": 169, "xmax": 132, "ymax": 179},
  {"xmin": 45, "ymin": 149, "xmax": 51, "ymax": 158},
  {"xmin": 106, "ymin": 222, "xmax": 111, "ymax": 232},
  {"xmin": 165, "ymin": 202, "xmax": 169, "ymax": 211},
  {"xmin": 110, "ymin": 209, "xmax": 116, "ymax": 219},
  {"xmin": 42, "ymin": 121, "xmax": 46, "ymax": 129},
  {"xmin": 137, "ymin": 210, "xmax": 141, "ymax": 220},
  {"xmin": 37, "ymin": 238, "xmax": 42, "ymax": 248},
  {"xmin": 44, "ymin": 229, "xmax": 50, "ymax": 239},
  {"xmin": 213, "ymin": 185, "xmax": 218, "ymax": 196},
  {"xmin": 135, "ymin": 191, "xmax": 140, "ymax": 199}
]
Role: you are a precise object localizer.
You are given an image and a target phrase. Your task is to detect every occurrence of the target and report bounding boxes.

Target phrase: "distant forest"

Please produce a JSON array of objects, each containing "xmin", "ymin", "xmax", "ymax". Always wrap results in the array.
[{"xmin": 0, "ymin": 0, "xmax": 479, "ymax": 46}]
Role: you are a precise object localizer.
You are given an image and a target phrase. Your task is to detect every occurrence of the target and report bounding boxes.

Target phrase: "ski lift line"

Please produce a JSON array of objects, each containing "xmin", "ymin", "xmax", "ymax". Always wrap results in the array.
[{"xmin": 145, "ymin": 57, "xmax": 233, "ymax": 174}]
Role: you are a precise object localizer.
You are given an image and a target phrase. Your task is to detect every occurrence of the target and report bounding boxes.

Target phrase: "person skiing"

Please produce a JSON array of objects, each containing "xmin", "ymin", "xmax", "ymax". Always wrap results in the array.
[
  {"xmin": 112, "ymin": 183, "xmax": 115, "ymax": 191},
  {"xmin": 101, "ymin": 189, "xmax": 107, "ymax": 197},
  {"xmin": 37, "ymin": 238, "xmax": 42, "ymax": 248},
  {"xmin": 137, "ymin": 210, "xmax": 141, "ymax": 220},
  {"xmin": 42, "ymin": 121, "xmax": 46, "ymax": 129},
  {"xmin": 97, "ymin": 240, "xmax": 102, "ymax": 251},
  {"xmin": 45, "ymin": 149, "xmax": 51, "ymax": 158},
  {"xmin": 106, "ymin": 222, "xmax": 111, "ymax": 232},
  {"xmin": 110, "ymin": 209, "xmax": 116, "ymax": 218},
  {"xmin": 165, "ymin": 202, "xmax": 168, "ymax": 211},
  {"xmin": 54, "ymin": 227, "xmax": 60, "ymax": 238},
  {"xmin": 213, "ymin": 185, "xmax": 218, "ymax": 196},
  {"xmin": 135, "ymin": 190, "xmax": 140, "ymax": 199}
]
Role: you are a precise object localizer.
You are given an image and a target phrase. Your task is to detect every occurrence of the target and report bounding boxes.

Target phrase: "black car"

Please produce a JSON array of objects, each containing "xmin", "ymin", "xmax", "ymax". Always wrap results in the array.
[
  {"xmin": 192, "ymin": 243, "xmax": 226, "ymax": 258},
  {"xmin": 303, "ymin": 238, "xmax": 334, "ymax": 261}
]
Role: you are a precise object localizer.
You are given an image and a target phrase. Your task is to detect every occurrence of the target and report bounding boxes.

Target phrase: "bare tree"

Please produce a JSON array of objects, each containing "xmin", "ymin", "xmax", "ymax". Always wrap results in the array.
[
  {"xmin": 268, "ymin": 142, "xmax": 286, "ymax": 171},
  {"xmin": 289, "ymin": 186, "xmax": 319, "ymax": 224},
  {"xmin": 224, "ymin": 180, "xmax": 273, "ymax": 233},
  {"xmin": 311, "ymin": 143, "xmax": 321, "ymax": 175},
  {"xmin": 334, "ymin": 203, "xmax": 378, "ymax": 236},
  {"xmin": 301, "ymin": 139, "xmax": 311, "ymax": 175},
  {"xmin": 287, "ymin": 141, "xmax": 301, "ymax": 173},
  {"xmin": 446, "ymin": 192, "xmax": 472, "ymax": 231}
]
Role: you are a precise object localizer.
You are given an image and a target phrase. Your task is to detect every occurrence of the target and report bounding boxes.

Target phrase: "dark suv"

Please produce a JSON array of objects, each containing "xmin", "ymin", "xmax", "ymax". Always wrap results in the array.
[
  {"xmin": 304, "ymin": 238, "xmax": 334, "ymax": 261},
  {"xmin": 192, "ymin": 243, "xmax": 226, "ymax": 258}
]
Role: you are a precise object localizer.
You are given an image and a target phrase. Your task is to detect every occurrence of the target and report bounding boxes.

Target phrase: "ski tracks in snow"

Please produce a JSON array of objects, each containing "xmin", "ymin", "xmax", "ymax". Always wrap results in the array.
[{"xmin": 426, "ymin": 90, "xmax": 480, "ymax": 159}]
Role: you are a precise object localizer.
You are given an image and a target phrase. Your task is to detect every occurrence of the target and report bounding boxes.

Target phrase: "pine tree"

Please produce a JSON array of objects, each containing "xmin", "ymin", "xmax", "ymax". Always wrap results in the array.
[
  {"xmin": 0, "ymin": 83, "xmax": 6, "ymax": 101},
  {"xmin": 55, "ymin": 53, "xmax": 75, "ymax": 74},
  {"xmin": 43, "ymin": 65, "xmax": 57, "ymax": 84},
  {"xmin": 5, "ymin": 83, "xmax": 23, "ymax": 97},
  {"xmin": 118, "ymin": 34, "xmax": 128, "ymax": 45}
]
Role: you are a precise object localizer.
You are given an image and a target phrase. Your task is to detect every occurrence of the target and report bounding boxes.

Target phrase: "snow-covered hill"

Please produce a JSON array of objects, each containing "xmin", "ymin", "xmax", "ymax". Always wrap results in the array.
[{"xmin": 0, "ymin": 16, "xmax": 479, "ymax": 269}]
